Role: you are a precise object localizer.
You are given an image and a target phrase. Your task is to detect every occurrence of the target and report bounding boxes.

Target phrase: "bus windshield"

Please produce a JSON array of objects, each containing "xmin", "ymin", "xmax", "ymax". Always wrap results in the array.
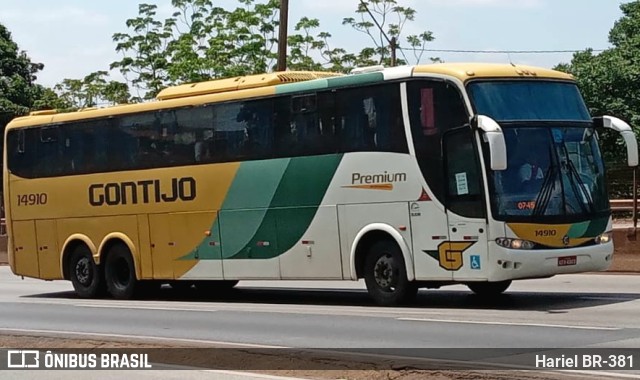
[
  {"xmin": 467, "ymin": 80, "xmax": 610, "ymax": 221},
  {"xmin": 486, "ymin": 126, "xmax": 609, "ymax": 221},
  {"xmin": 468, "ymin": 80, "xmax": 591, "ymax": 122}
]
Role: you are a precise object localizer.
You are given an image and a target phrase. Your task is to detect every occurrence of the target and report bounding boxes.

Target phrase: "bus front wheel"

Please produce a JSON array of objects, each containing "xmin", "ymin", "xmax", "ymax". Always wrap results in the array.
[
  {"xmin": 467, "ymin": 280, "xmax": 512, "ymax": 297},
  {"xmin": 104, "ymin": 244, "xmax": 138, "ymax": 300},
  {"xmin": 363, "ymin": 240, "xmax": 417, "ymax": 306},
  {"xmin": 69, "ymin": 245, "xmax": 104, "ymax": 298}
]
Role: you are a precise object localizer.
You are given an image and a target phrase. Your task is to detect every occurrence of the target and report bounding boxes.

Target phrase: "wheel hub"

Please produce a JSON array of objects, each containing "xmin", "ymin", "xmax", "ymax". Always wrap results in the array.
[
  {"xmin": 75, "ymin": 257, "xmax": 92, "ymax": 285},
  {"xmin": 374, "ymin": 255, "xmax": 395, "ymax": 290}
]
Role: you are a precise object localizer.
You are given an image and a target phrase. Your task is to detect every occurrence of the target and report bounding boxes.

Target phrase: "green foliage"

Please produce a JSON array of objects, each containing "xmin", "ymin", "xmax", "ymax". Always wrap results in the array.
[
  {"xmin": 0, "ymin": 23, "xmax": 47, "ymax": 123},
  {"xmin": 556, "ymin": 1, "xmax": 640, "ymax": 197},
  {"xmin": 54, "ymin": 71, "xmax": 132, "ymax": 110},
  {"xmin": 111, "ymin": 3, "xmax": 174, "ymax": 99},
  {"xmin": 110, "ymin": 0, "xmax": 280, "ymax": 99},
  {"xmin": 106, "ymin": 0, "xmax": 436, "ymax": 97}
]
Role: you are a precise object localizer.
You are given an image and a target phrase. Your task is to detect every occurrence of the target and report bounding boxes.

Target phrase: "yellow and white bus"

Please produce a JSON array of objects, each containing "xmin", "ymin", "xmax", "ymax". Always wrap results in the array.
[{"xmin": 4, "ymin": 64, "xmax": 638, "ymax": 305}]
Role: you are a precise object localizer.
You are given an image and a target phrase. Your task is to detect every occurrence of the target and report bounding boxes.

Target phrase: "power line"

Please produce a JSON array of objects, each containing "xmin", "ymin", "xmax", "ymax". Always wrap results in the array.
[{"xmin": 401, "ymin": 48, "xmax": 607, "ymax": 54}]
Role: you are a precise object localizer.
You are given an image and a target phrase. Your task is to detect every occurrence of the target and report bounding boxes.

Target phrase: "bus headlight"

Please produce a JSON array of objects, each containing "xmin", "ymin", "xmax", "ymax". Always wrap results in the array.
[
  {"xmin": 595, "ymin": 232, "xmax": 613, "ymax": 244},
  {"xmin": 496, "ymin": 238, "xmax": 535, "ymax": 250}
]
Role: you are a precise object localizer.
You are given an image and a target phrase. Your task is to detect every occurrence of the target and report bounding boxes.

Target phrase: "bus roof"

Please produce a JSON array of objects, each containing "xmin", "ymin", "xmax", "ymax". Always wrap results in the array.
[
  {"xmin": 156, "ymin": 71, "xmax": 343, "ymax": 100},
  {"xmin": 6, "ymin": 63, "xmax": 573, "ymax": 130},
  {"xmin": 414, "ymin": 62, "xmax": 574, "ymax": 82}
]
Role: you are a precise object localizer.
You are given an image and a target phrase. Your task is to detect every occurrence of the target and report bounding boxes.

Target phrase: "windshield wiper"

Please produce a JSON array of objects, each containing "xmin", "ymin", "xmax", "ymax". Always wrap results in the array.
[
  {"xmin": 532, "ymin": 163, "xmax": 558, "ymax": 217},
  {"xmin": 564, "ymin": 154, "xmax": 595, "ymax": 214}
]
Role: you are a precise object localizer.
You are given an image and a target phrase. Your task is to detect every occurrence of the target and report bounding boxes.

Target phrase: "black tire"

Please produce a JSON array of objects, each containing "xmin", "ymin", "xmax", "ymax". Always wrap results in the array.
[
  {"xmin": 467, "ymin": 280, "xmax": 512, "ymax": 296},
  {"xmin": 196, "ymin": 280, "xmax": 239, "ymax": 295},
  {"xmin": 363, "ymin": 240, "xmax": 417, "ymax": 306},
  {"xmin": 104, "ymin": 244, "xmax": 138, "ymax": 300},
  {"xmin": 69, "ymin": 245, "xmax": 104, "ymax": 298}
]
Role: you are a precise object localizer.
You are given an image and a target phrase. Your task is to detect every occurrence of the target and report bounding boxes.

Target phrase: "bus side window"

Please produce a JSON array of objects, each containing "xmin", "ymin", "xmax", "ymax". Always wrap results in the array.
[
  {"xmin": 36, "ymin": 127, "xmax": 62, "ymax": 177},
  {"xmin": 408, "ymin": 80, "xmax": 469, "ymax": 204},
  {"xmin": 17, "ymin": 130, "xmax": 25, "ymax": 153},
  {"xmin": 7, "ymin": 129, "xmax": 35, "ymax": 178},
  {"xmin": 444, "ymin": 128, "xmax": 485, "ymax": 219},
  {"xmin": 336, "ymin": 89, "xmax": 374, "ymax": 152},
  {"xmin": 317, "ymin": 91, "xmax": 338, "ymax": 154},
  {"xmin": 274, "ymin": 97, "xmax": 296, "ymax": 158},
  {"xmin": 292, "ymin": 94, "xmax": 321, "ymax": 155},
  {"xmin": 336, "ymin": 83, "xmax": 407, "ymax": 154},
  {"xmin": 236, "ymin": 99, "xmax": 274, "ymax": 160}
]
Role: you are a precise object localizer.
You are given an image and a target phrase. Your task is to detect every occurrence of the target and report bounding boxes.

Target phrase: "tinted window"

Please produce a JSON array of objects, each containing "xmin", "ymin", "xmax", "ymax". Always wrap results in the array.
[
  {"xmin": 7, "ymin": 83, "xmax": 408, "ymax": 178},
  {"xmin": 468, "ymin": 81, "xmax": 591, "ymax": 121},
  {"xmin": 444, "ymin": 129, "xmax": 485, "ymax": 218},
  {"xmin": 408, "ymin": 80, "xmax": 469, "ymax": 203},
  {"xmin": 275, "ymin": 92, "xmax": 339, "ymax": 157},
  {"xmin": 336, "ymin": 84, "xmax": 407, "ymax": 153}
]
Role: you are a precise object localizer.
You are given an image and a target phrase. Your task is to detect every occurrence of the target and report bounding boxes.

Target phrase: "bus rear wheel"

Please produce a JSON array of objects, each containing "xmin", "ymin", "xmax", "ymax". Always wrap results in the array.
[
  {"xmin": 69, "ymin": 245, "xmax": 104, "ymax": 298},
  {"xmin": 467, "ymin": 280, "xmax": 512, "ymax": 297},
  {"xmin": 104, "ymin": 244, "xmax": 138, "ymax": 300},
  {"xmin": 363, "ymin": 240, "xmax": 417, "ymax": 306}
]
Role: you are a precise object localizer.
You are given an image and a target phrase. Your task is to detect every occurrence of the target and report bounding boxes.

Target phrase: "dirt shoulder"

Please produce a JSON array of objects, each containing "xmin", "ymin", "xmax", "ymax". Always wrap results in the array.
[{"xmin": 0, "ymin": 334, "xmax": 592, "ymax": 380}]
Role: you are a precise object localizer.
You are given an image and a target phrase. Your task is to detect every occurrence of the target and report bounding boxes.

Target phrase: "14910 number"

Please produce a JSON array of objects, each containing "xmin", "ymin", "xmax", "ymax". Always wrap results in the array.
[{"xmin": 17, "ymin": 193, "xmax": 48, "ymax": 206}]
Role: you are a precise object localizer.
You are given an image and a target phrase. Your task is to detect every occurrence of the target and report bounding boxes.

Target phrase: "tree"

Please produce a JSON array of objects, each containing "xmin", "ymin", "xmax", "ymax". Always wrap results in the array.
[
  {"xmin": 556, "ymin": 1, "xmax": 640, "ymax": 196},
  {"xmin": 109, "ymin": 0, "xmax": 437, "ymax": 96},
  {"xmin": 0, "ymin": 22, "xmax": 47, "ymax": 125},
  {"xmin": 342, "ymin": 0, "xmax": 438, "ymax": 67},
  {"xmin": 111, "ymin": 0, "xmax": 280, "ymax": 99},
  {"xmin": 54, "ymin": 71, "xmax": 132, "ymax": 110},
  {"xmin": 111, "ymin": 3, "xmax": 174, "ymax": 99}
]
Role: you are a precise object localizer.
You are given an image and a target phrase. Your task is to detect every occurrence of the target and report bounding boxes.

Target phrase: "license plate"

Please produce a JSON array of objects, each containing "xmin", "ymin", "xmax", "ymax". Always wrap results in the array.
[{"xmin": 558, "ymin": 256, "xmax": 577, "ymax": 266}]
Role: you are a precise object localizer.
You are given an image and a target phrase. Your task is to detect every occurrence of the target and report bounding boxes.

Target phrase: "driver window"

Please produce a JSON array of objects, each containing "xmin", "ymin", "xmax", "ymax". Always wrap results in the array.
[{"xmin": 444, "ymin": 129, "xmax": 485, "ymax": 218}]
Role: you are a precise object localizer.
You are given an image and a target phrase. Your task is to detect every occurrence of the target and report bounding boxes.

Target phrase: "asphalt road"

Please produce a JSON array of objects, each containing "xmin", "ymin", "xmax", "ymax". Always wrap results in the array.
[{"xmin": 0, "ymin": 266, "xmax": 638, "ymax": 378}]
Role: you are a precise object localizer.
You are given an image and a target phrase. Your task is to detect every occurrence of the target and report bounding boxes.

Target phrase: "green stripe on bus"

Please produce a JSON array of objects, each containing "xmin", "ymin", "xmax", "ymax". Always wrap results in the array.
[
  {"xmin": 222, "ymin": 159, "xmax": 290, "ymax": 210},
  {"xmin": 181, "ymin": 159, "xmax": 290, "ymax": 261},
  {"xmin": 567, "ymin": 217, "xmax": 609, "ymax": 238},
  {"xmin": 274, "ymin": 72, "xmax": 385, "ymax": 95},
  {"xmin": 275, "ymin": 79, "xmax": 330, "ymax": 95},
  {"xmin": 325, "ymin": 72, "xmax": 384, "ymax": 88},
  {"xmin": 582, "ymin": 217, "xmax": 609, "ymax": 237},
  {"xmin": 218, "ymin": 159, "xmax": 292, "ymax": 259},
  {"xmin": 566, "ymin": 221, "xmax": 589, "ymax": 238},
  {"xmin": 227, "ymin": 154, "xmax": 343, "ymax": 260}
]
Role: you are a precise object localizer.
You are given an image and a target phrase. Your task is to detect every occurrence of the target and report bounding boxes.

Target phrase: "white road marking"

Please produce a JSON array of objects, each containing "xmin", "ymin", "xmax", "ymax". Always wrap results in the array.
[
  {"xmin": 397, "ymin": 318, "xmax": 621, "ymax": 331},
  {"xmin": 75, "ymin": 304, "xmax": 216, "ymax": 313}
]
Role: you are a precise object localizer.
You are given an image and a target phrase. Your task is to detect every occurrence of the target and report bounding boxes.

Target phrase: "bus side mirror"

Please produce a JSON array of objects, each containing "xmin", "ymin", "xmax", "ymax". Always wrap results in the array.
[
  {"xmin": 472, "ymin": 115, "xmax": 507, "ymax": 171},
  {"xmin": 594, "ymin": 116, "xmax": 639, "ymax": 167}
]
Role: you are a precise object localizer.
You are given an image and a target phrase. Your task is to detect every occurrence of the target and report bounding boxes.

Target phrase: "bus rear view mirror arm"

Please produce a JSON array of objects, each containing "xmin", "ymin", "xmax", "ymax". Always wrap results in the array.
[
  {"xmin": 472, "ymin": 115, "xmax": 508, "ymax": 171},
  {"xmin": 594, "ymin": 116, "xmax": 639, "ymax": 167}
]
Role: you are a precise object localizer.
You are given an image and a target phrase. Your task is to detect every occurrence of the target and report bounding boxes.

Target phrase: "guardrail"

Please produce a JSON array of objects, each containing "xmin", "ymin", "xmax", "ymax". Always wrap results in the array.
[
  {"xmin": 611, "ymin": 199, "xmax": 638, "ymax": 212},
  {"xmin": 609, "ymin": 200, "xmax": 638, "ymax": 229}
]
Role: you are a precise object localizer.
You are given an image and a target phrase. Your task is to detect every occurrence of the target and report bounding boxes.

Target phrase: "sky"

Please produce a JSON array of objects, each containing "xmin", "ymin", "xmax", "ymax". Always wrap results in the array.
[{"xmin": 0, "ymin": 0, "xmax": 632, "ymax": 88}]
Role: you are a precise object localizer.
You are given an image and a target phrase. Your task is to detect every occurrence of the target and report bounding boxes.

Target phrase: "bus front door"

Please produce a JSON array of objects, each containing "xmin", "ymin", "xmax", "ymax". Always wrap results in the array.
[{"xmin": 443, "ymin": 128, "xmax": 489, "ymax": 281}]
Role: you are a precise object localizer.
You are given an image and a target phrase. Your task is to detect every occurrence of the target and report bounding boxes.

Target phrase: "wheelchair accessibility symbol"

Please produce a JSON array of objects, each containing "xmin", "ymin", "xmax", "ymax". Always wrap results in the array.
[{"xmin": 470, "ymin": 255, "xmax": 481, "ymax": 270}]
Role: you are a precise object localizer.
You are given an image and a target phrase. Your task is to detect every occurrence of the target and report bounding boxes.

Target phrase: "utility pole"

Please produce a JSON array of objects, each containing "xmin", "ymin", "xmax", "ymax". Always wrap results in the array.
[
  {"xmin": 359, "ymin": 0, "xmax": 397, "ymax": 67},
  {"xmin": 390, "ymin": 37, "xmax": 397, "ymax": 67},
  {"xmin": 277, "ymin": 0, "xmax": 289, "ymax": 72}
]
